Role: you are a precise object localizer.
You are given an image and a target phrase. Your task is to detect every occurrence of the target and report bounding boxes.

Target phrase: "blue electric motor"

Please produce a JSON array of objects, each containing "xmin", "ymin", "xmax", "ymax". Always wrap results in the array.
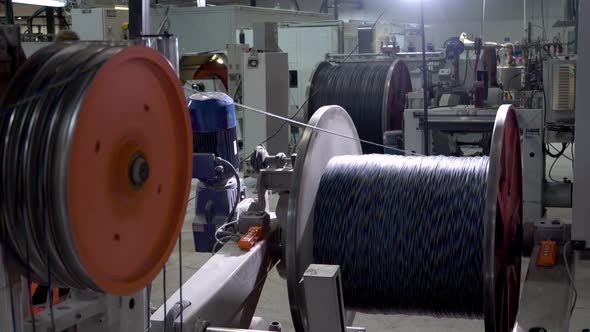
[
  {"xmin": 188, "ymin": 92, "xmax": 243, "ymax": 252},
  {"xmin": 189, "ymin": 92, "xmax": 240, "ymax": 171}
]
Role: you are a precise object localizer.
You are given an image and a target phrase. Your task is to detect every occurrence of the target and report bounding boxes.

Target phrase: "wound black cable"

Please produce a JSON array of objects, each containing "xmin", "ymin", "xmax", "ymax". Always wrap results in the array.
[
  {"xmin": 314, "ymin": 155, "xmax": 490, "ymax": 316},
  {"xmin": 307, "ymin": 61, "xmax": 411, "ymax": 153}
]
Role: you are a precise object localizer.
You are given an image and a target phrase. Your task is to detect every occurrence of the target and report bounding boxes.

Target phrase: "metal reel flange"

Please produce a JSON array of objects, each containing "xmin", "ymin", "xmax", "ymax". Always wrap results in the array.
[
  {"xmin": 287, "ymin": 105, "xmax": 362, "ymax": 331},
  {"xmin": 303, "ymin": 61, "xmax": 331, "ymax": 121},
  {"xmin": 484, "ymin": 104, "xmax": 523, "ymax": 332},
  {"xmin": 0, "ymin": 44, "xmax": 192, "ymax": 295},
  {"xmin": 63, "ymin": 46, "xmax": 192, "ymax": 294},
  {"xmin": 382, "ymin": 59, "xmax": 412, "ymax": 132}
]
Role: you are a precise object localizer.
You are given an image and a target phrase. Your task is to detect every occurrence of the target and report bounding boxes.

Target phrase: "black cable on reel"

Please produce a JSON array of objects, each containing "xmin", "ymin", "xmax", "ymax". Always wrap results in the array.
[
  {"xmin": 313, "ymin": 154, "xmax": 489, "ymax": 317},
  {"xmin": 307, "ymin": 61, "xmax": 412, "ymax": 154}
]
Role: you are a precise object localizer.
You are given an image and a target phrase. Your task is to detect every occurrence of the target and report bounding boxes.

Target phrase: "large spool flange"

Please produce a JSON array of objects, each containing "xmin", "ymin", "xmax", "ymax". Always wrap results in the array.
[
  {"xmin": 286, "ymin": 104, "xmax": 522, "ymax": 332},
  {"xmin": 0, "ymin": 43, "xmax": 192, "ymax": 295},
  {"xmin": 286, "ymin": 105, "xmax": 362, "ymax": 331}
]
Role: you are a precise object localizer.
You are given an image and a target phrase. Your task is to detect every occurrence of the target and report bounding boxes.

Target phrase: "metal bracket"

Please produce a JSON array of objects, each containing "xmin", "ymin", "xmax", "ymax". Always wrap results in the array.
[
  {"xmin": 24, "ymin": 290, "xmax": 146, "ymax": 332},
  {"xmin": 0, "ymin": 247, "xmax": 25, "ymax": 332},
  {"xmin": 302, "ymin": 264, "xmax": 347, "ymax": 332},
  {"xmin": 513, "ymin": 244, "xmax": 575, "ymax": 331},
  {"xmin": 150, "ymin": 240, "xmax": 277, "ymax": 331},
  {"xmin": 256, "ymin": 168, "xmax": 292, "ymax": 211}
]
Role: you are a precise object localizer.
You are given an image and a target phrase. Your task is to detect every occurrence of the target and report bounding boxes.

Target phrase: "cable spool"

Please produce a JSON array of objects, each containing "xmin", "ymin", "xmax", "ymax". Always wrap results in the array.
[
  {"xmin": 314, "ymin": 154, "xmax": 489, "ymax": 316},
  {"xmin": 0, "ymin": 43, "xmax": 192, "ymax": 294},
  {"xmin": 306, "ymin": 60, "xmax": 412, "ymax": 153},
  {"xmin": 287, "ymin": 105, "xmax": 522, "ymax": 332}
]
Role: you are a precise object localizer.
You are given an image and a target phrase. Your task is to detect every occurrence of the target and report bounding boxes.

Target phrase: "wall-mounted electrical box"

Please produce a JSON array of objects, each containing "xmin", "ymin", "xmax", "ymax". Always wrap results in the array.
[{"xmin": 544, "ymin": 59, "xmax": 576, "ymax": 124}]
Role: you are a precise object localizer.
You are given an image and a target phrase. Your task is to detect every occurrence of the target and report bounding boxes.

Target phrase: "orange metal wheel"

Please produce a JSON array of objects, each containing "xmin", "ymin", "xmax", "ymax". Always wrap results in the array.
[{"xmin": 67, "ymin": 46, "xmax": 192, "ymax": 294}]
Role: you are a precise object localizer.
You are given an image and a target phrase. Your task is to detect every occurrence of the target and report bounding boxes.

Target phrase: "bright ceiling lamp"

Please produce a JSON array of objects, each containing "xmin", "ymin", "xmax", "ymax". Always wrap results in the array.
[
  {"xmin": 13, "ymin": 0, "xmax": 66, "ymax": 6},
  {"xmin": 114, "ymin": 5, "xmax": 129, "ymax": 10}
]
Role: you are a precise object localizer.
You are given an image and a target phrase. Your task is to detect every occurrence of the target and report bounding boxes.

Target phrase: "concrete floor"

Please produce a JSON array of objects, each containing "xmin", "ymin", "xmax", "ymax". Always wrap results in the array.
[{"xmin": 151, "ymin": 150, "xmax": 590, "ymax": 331}]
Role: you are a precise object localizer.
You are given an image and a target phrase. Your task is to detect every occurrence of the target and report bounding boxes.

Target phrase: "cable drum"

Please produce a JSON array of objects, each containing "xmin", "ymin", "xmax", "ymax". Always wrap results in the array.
[
  {"xmin": 306, "ymin": 60, "xmax": 412, "ymax": 153},
  {"xmin": 287, "ymin": 105, "xmax": 522, "ymax": 332},
  {"xmin": 0, "ymin": 43, "xmax": 192, "ymax": 295},
  {"xmin": 313, "ymin": 155, "xmax": 489, "ymax": 316}
]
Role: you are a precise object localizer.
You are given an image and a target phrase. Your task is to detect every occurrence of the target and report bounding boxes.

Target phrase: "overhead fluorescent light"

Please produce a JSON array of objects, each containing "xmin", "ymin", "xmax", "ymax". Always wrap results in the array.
[
  {"xmin": 114, "ymin": 5, "xmax": 129, "ymax": 10},
  {"xmin": 13, "ymin": 0, "xmax": 66, "ymax": 7}
]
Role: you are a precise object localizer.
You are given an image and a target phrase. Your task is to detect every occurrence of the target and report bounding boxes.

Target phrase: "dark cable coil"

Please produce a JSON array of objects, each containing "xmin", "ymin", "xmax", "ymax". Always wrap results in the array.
[
  {"xmin": 307, "ymin": 61, "xmax": 412, "ymax": 154},
  {"xmin": 0, "ymin": 43, "xmax": 119, "ymax": 289},
  {"xmin": 313, "ymin": 154, "xmax": 489, "ymax": 317}
]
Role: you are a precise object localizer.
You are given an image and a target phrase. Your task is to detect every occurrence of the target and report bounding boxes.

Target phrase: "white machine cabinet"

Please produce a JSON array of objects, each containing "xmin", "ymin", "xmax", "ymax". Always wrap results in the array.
[
  {"xmin": 242, "ymin": 51, "xmax": 289, "ymax": 157},
  {"xmin": 71, "ymin": 8, "xmax": 128, "ymax": 41}
]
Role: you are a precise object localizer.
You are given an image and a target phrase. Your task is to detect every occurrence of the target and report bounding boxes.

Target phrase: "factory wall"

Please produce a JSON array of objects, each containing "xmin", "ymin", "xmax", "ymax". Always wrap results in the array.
[{"xmin": 334, "ymin": 0, "xmax": 567, "ymax": 47}]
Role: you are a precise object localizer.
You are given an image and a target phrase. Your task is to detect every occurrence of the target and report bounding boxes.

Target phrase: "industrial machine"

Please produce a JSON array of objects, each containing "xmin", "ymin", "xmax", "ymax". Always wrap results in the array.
[
  {"xmin": 0, "ymin": 42, "xmax": 192, "ymax": 331},
  {"xmin": 0, "ymin": 1, "xmax": 588, "ymax": 331},
  {"xmin": 406, "ymin": 48, "xmax": 576, "ymax": 235},
  {"xmin": 188, "ymin": 92, "xmax": 244, "ymax": 252},
  {"xmin": 404, "ymin": 23, "xmax": 578, "ymax": 256},
  {"xmin": 153, "ymin": 102, "xmax": 584, "ymax": 332},
  {"xmin": 404, "ymin": 106, "xmax": 556, "ymax": 253}
]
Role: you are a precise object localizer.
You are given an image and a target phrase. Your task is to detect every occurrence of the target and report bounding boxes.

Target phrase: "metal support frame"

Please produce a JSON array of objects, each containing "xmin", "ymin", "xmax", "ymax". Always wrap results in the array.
[
  {"xmin": 0, "ymin": 247, "xmax": 25, "ymax": 332},
  {"xmin": 4, "ymin": 0, "xmax": 14, "ymax": 25},
  {"xmin": 302, "ymin": 265, "xmax": 347, "ymax": 332},
  {"xmin": 419, "ymin": 0, "xmax": 429, "ymax": 155},
  {"xmin": 513, "ymin": 244, "xmax": 575, "ymax": 331},
  {"xmin": 256, "ymin": 168, "xmax": 292, "ymax": 212},
  {"xmin": 150, "ymin": 240, "xmax": 276, "ymax": 331},
  {"xmin": 24, "ymin": 290, "xmax": 146, "ymax": 332},
  {"xmin": 319, "ymin": 0, "xmax": 328, "ymax": 13},
  {"xmin": 129, "ymin": 0, "xmax": 150, "ymax": 39},
  {"xmin": 46, "ymin": 8, "xmax": 55, "ymax": 38},
  {"xmin": 1, "ymin": 248, "xmax": 146, "ymax": 332}
]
